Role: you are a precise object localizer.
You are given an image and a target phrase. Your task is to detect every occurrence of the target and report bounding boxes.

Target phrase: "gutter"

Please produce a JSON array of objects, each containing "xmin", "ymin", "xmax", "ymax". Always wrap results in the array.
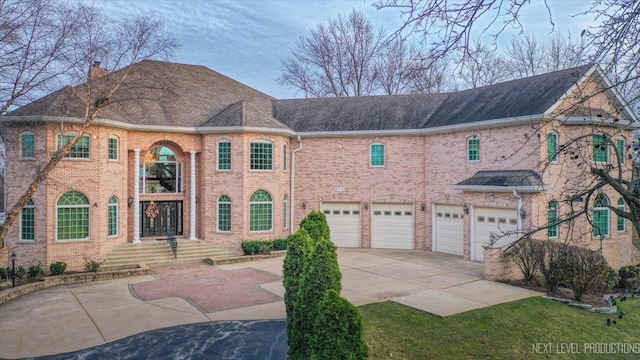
[
  {"xmin": 290, "ymin": 136, "xmax": 302, "ymax": 235},
  {"xmin": 450, "ymin": 185, "xmax": 554, "ymax": 193},
  {"xmin": 513, "ymin": 189, "xmax": 523, "ymax": 236}
]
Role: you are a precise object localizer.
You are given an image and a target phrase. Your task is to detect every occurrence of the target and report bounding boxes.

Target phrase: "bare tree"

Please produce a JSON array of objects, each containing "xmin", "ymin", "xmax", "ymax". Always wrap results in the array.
[
  {"xmin": 0, "ymin": 1, "xmax": 177, "ymax": 247},
  {"xmin": 458, "ymin": 40, "xmax": 508, "ymax": 88},
  {"xmin": 374, "ymin": 0, "xmax": 640, "ymax": 247}
]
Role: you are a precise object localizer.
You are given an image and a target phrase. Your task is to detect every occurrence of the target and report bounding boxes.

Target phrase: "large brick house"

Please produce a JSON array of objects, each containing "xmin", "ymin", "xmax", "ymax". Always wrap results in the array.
[{"xmin": 1, "ymin": 60, "xmax": 638, "ymax": 271}]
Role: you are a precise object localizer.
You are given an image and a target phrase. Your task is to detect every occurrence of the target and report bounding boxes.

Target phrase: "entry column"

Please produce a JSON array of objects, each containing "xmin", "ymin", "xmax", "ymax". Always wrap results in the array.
[
  {"xmin": 189, "ymin": 150, "xmax": 197, "ymax": 240},
  {"xmin": 133, "ymin": 148, "xmax": 141, "ymax": 243}
]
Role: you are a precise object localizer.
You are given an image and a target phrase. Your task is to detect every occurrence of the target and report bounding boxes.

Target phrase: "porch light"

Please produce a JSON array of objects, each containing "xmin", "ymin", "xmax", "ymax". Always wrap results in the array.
[
  {"xmin": 302, "ymin": 201, "xmax": 306, "ymax": 210},
  {"xmin": 128, "ymin": 196, "xmax": 134, "ymax": 207},
  {"xmin": 420, "ymin": 202, "xmax": 426, "ymax": 211},
  {"xmin": 463, "ymin": 204, "xmax": 469, "ymax": 214},
  {"xmin": 519, "ymin": 208, "xmax": 526, "ymax": 219},
  {"xmin": 364, "ymin": 202, "xmax": 369, "ymax": 210}
]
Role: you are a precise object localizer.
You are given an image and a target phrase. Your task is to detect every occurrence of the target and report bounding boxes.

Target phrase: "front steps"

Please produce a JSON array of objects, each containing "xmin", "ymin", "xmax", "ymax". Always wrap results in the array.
[{"xmin": 99, "ymin": 240, "xmax": 237, "ymax": 271}]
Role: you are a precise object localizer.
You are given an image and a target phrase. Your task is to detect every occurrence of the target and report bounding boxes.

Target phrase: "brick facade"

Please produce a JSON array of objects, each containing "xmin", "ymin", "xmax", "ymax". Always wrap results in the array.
[{"xmin": 2, "ymin": 63, "xmax": 639, "ymax": 276}]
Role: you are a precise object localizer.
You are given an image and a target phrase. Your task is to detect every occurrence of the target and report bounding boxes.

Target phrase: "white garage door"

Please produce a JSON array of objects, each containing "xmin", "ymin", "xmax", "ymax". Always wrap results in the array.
[
  {"xmin": 474, "ymin": 207, "xmax": 519, "ymax": 261},
  {"xmin": 322, "ymin": 203, "xmax": 361, "ymax": 247},
  {"xmin": 371, "ymin": 203, "xmax": 414, "ymax": 249},
  {"xmin": 433, "ymin": 204, "xmax": 464, "ymax": 256}
]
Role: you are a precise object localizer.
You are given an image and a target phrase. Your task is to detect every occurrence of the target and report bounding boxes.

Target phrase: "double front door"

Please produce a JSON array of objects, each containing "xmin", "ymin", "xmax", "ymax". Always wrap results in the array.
[{"xmin": 141, "ymin": 201, "xmax": 183, "ymax": 237}]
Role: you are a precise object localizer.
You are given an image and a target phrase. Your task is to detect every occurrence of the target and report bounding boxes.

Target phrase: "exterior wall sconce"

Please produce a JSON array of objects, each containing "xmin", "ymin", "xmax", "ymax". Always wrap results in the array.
[
  {"xmin": 519, "ymin": 208, "xmax": 526, "ymax": 219},
  {"xmin": 128, "ymin": 196, "xmax": 134, "ymax": 207},
  {"xmin": 463, "ymin": 204, "xmax": 469, "ymax": 214},
  {"xmin": 302, "ymin": 201, "xmax": 306, "ymax": 210},
  {"xmin": 364, "ymin": 202, "xmax": 369, "ymax": 210},
  {"xmin": 420, "ymin": 202, "xmax": 426, "ymax": 211}
]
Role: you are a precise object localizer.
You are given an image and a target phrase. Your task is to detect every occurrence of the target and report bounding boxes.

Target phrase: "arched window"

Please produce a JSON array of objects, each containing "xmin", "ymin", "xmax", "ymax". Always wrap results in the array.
[
  {"xmin": 283, "ymin": 194, "xmax": 288, "ymax": 229},
  {"xmin": 593, "ymin": 194, "xmax": 610, "ymax": 237},
  {"xmin": 250, "ymin": 190, "xmax": 272, "ymax": 232},
  {"xmin": 141, "ymin": 145, "xmax": 182, "ymax": 193},
  {"xmin": 547, "ymin": 132, "xmax": 559, "ymax": 162},
  {"xmin": 108, "ymin": 196, "xmax": 118, "ymax": 237},
  {"xmin": 547, "ymin": 200, "xmax": 558, "ymax": 238},
  {"xmin": 108, "ymin": 135, "xmax": 119, "ymax": 161},
  {"xmin": 21, "ymin": 132, "xmax": 35, "ymax": 159},
  {"xmin": 21, "ymin": 199, "xmax": 35, "ymax": 241},
  {"xmin": 218, "ymin": 195, "xmax": 231, "ymax": 232},
  {"xmin": 370, "ymin": 142, "xmax": 385, "ymax": 167},
  {"xmin": 617, "ymin": 198, "xmax": 626, "ymax": 232},
  {"xmin": 57, "ymin": 191, "xmax": 90, "ymax": 241}
]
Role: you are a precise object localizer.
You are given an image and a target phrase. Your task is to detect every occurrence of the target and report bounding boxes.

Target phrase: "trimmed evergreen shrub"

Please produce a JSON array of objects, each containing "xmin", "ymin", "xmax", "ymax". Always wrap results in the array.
[
  {"xmin": 299, "ymin": 210, "xmax": 330, "ymax": 242},
  {"xmin": 272, "ymin": 238, "xmax": 289, "ymax": 251},
  {"xmin": 289, "ymin": 238, "xmax": 342, "ymax": 360},
  {"xmin": 310, "ymin": 289, "xmax": 369, "ymax": 360},
  {"xmin": 49, "ymin": 261, "xmax": 67, "ymax": 275},
  {"xmin": 241, "ymin": 240, "xmax": 273, "ymax": 255},
  {"xmin": 283, "ymin": 229, "xmax": 313, "ymax": 321}
]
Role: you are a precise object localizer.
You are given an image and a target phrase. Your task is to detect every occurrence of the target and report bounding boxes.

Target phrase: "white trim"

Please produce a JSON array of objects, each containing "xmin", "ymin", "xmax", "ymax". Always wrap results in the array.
[
  {"xmin": 547, "ymin": 132, "xmax": 559, "ymax": 163},
  {"xmin": 217, "ymin": 140, "xmax": 232, "ymax": 171},
  {"xmin": 217, "ymin": 195, "xmax": 232, "ymax": 233},
  {"xmin": 249, "ymin": 140, "xmax": 274, "ymax": 171},
  {"xmin": 559, "ymin": 116, "xmax": 640, "ymax": 129},
  {"xmin": 107, "ymin": 135, "xmax": 120, "ymax": 161},
  {"xmin": 470, "ymin": 205, "xmax": 476, "ymax": 261},
  {"xmin": 189, "ymin": 150, "xmax": 197, "ymax": 240},
  {"xmin": 133, "ymin": 149, "xmax": 141, "ymax": 243},
  {"xmin": 369, "ymin": 142, "xmax": 385, "ymax": 167},
  {"xmin": 467, "ymin": 137, "xmax": 480, "ymax": 162},
  {"xmin": 450, "ymin": 185, "xmax": 553, "ymax": 193}
]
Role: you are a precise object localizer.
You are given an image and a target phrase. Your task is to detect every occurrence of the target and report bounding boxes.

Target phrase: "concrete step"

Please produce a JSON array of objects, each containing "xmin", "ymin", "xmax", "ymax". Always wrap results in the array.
[{"xmin": 99, "ymin": 240, "xmax": 237, "ymax": 271}]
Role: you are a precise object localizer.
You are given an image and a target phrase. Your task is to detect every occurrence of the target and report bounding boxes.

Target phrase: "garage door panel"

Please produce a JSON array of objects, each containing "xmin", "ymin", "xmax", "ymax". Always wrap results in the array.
[
  {"xmin": 474, "ymin": 208, "xmax": 518, "ymax": 261},
  {"xmin": 372, "ymin": 203, "xmax": 414, "ymax": 249},
  {"xmin": 322, "ymin": 203, "xmax": 361, "ymax": 248},
  {"xmin": 434, "ymin": 205, "xmax": 464, "ymax": 256}
]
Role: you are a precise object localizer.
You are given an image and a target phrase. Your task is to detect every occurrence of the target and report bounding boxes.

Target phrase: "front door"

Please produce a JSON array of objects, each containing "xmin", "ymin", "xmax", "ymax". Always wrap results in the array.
[{"xmin": 141, "ymin": 201, "xmax": 183, "ymax": 237}]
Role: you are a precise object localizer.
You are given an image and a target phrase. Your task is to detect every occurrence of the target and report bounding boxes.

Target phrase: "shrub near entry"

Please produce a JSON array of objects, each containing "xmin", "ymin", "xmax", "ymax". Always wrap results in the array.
[
  {"xmin": 299, "ymin": 210, "xmax": 330, "ymax": 242},
  {"xmin": 289, "ymin": 238, "xmax": 341, "ymax": 360},
  {"xmin": 310, "ymin": 289, "xmax": 369, "ymax": 360},
  {"xmin": 283, "ymin": 229, "xmax": 313, "ymax": 353}
]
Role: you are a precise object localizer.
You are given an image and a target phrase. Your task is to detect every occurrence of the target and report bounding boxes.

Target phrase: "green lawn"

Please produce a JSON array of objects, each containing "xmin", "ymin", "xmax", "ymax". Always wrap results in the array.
[{"xmin": 360, "ymin": 297, "xmax": 640, "ymax": 359}]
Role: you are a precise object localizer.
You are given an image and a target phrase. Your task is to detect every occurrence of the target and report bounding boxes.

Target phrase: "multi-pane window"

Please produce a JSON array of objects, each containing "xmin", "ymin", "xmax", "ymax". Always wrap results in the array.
[
  {"xmin": 57, "ymin": 191, "xmax": 90, "ymax": 241},
  {"xmin": 108, "ymin": 136, "xmax": 119, "ymax": 160},
  {"xmin": 58, "ymin": 133, "xmax": 90, "ymax": 159},
  {"xmin": 617, "ymin": 198, "xmax": 626, "ymax": 232},
  {"xmin": 249, "ymin": 190, "xmax": 272, "ymax": 232},
  {"xmin": 592, "ymin": 193, "xmax": 609, "ymax": 237},
  {"xmin": 593, "ymin": 134, "xmax": 608, "ymax": 163},
  {"xmin": 218, "ymin": 141, "xmax": 231, "ymax": 171},
  {"xmin": 547, "ymin": 133, "xmax": 558, "ymax": 162},
  {"xmin": 21, "ymin": 133, "xmax": 35, "ymax": 159},
  {"xmin": 548, "ymin": 200, "xmax": 558, "ymax": 238},
  {"xmin": 218, "ymin": 195, "xmax": 231, "ymax": 232},
  {"xmin": 468, "ymin": 138, "xmax": 480, "ymax": 161},
  {"xmin": 250, "ymin": 142, "xmax": 273, "ymax": 170},
  {"xmin": 140, "ymin": 146, "xmax": 182, "ymax": 193},
  {"xmin": 21, "ymin": 199, "xmax": 35, "ymax": 241},
  {"xmin": 283, "ymin": 194, "xmax": 288, "ymax": 229},
  {"xmin": 108, "ymin": 196, "xmax": 118, "ymax": 237},
  {"xmin": 283, "ymin": 143, "xmax": 288, "ymax": 171},
  {"xmin": 616, "ymin": 138, "xmax": 626, "ymax": 165},
  {"xmin": 370, "ymin": 143, "xmax": 385, "ymax": 167}
]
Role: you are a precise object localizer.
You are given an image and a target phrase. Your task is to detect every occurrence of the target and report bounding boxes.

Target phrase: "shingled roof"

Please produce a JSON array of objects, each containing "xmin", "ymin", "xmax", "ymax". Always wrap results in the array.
[
  {"xmin": 272, "ymin": 64, "xmax": 593, "ymax": 132},
  {"xmin": 452, "ymin": 170, "xmax": 552, "ymax": 192},
  {"xmin": 8, "ymin": 60, "xmax": 281, "ymax": 129}
]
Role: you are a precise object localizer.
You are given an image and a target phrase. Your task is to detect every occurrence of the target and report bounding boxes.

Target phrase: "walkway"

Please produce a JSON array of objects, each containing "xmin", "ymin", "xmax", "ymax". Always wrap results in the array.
[{"xmin": 0, "ymin": 249, "xmax": 541, "ymax": 359}]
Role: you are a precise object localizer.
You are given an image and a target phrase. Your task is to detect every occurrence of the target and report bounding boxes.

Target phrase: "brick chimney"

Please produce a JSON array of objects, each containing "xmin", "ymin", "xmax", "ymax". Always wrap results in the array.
[{"xmin": 89, "ymin": 61, "xmax": 108, "ymax": 80}]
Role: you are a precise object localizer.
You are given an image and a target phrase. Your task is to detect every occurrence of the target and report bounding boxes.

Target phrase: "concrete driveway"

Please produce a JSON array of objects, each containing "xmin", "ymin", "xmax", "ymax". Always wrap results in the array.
[{"xmin": 0, "ymin": 249, "xmax": 540, "ymax": 359}]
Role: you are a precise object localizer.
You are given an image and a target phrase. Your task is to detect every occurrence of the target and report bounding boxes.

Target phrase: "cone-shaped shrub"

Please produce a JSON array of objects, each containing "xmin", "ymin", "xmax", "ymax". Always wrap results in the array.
[
  {"xmin": 310, "ymin": 290, "xmax": 369, "ymax": 360},
  {"xmin": 283, "ymin": 229, "xmax": 312, "ymax": 321},
  {"xmin": 299, "ymin": 210, "xmax": 330, "ymax": 242},
  {"xmin": 289, "ymin": 238, "xmax": 341, "ymax": 360}
]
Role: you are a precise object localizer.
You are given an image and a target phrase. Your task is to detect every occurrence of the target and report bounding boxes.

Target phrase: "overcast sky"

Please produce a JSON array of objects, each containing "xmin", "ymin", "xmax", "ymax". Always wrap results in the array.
[{"xmin": 95, "ymin": 0, "xmax": 594, "ymax": 99}]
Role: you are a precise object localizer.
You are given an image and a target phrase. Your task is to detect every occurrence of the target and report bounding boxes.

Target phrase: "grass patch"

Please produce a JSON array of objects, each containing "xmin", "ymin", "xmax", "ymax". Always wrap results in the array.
[{"xmin": 360, "ymin": 297, "xmax": 640, "ymax": 359}]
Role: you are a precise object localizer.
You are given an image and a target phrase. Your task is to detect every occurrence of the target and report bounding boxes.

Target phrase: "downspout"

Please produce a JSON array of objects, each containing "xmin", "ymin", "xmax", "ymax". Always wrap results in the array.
[
  {"xmin": 290, "ymin": 136, "xmax": 302, "ymax": 235},
  {"xmin": 513, "ymin": 189, "xmax": 523, "ymax": 235}
]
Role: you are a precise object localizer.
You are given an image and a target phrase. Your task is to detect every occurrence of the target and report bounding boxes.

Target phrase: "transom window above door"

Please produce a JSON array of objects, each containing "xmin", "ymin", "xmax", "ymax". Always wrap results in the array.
[{"xmin": 140, "ymin": 146, "xmax": 182, "ymax": 194}]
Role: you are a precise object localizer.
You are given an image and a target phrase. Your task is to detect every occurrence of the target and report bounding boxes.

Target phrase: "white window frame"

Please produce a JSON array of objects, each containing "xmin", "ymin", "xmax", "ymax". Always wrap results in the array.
[
  {"xmin": 57, "ymin": 132, "xmax": 91, "ymax": 160},
  {"xmin": 108, "ymin": 135, "xmax": 119, "ymax": 161},
  {"xmin": 217, "ymin": 140, "xmax": 231, "ymax": 171},
  {"xmin": 20, "ymin": 199, "xmax": 35, "ymax": 242},
  {"xmin": 467, "ymin": 137, "xmax": 480, "ymax": 162},
  {"xmin": 616, "ymin": 138, "xmax": 626, "ymax": 165},
  {"xmin": 217, "ymin": 195, "xmax": 232, "ymax": 232},
  {"xmin": 21, "ymin": 132, "xmax": 36, "ymax": 159},
  {"xmin": 249, "ymin": 141, "xmax": 274, "ymax": 171},
  {"xmin": 108, "ymin": 196, "xmax": 118, "ymax": 237},
  {"xmin": 547, "ymin": 132, "xmax": 559, "ymax": 163}
]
